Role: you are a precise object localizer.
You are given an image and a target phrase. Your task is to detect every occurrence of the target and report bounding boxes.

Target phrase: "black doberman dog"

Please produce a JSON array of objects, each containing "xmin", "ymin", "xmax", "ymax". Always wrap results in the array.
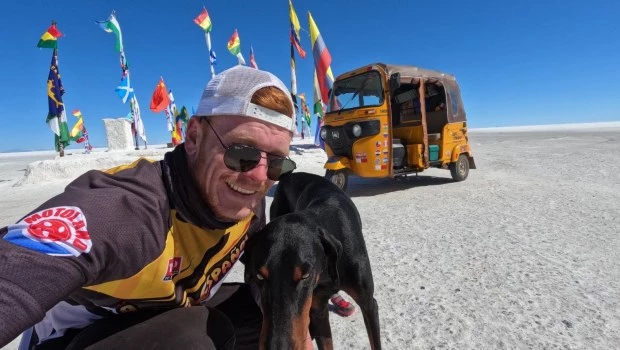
[{"xmin": 244, "ymin": 172, "xmax": 381, "ymax": 350}]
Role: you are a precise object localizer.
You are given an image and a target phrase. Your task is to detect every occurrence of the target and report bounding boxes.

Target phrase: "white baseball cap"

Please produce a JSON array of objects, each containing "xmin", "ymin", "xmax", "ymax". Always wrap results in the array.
[{"xmin": 194, "ymin": 66, "xmax": 295, "ymax": 132}]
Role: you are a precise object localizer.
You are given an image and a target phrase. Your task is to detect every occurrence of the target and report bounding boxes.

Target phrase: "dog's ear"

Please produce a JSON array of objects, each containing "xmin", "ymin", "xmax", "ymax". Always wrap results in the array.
[
  {"xmin": 319, "ymin": 228, "xmax": 342, "ymax": 285},
  {"xmin": 242, "ymin": 234, "xmax": 258, "ymax": 283}
]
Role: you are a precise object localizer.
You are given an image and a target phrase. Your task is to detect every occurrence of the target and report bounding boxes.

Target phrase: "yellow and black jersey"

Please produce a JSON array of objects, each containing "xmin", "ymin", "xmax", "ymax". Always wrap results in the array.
[{"xmin": 0, "ymin": 145, "xmax": 264, "ymax": 346}]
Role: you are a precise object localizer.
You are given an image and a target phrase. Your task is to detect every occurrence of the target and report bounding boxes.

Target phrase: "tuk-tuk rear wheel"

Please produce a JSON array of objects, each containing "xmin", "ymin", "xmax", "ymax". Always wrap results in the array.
[
  {"xmin": 325, "ymin": 169, "xmax": 348, "ymax": 191},
  {"xmin": 450, "ymin": 154, "xmax": 470, "ymax": 181}
]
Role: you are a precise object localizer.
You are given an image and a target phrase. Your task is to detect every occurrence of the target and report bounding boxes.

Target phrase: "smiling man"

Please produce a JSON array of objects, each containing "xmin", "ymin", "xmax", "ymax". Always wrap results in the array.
[{"xmin": 0, "ymin": 66, "xmax": 303, "ymax": 349}]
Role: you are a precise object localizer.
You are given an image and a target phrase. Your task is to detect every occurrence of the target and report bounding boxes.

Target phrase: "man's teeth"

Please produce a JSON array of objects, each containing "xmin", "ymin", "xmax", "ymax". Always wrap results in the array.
[{"xmin": 227, "ymin": 181, "xmax": 256, "ymax": 195}]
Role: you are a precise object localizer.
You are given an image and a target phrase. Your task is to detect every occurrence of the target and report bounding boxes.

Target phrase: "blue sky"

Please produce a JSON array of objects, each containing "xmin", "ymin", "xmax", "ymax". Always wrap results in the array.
[{"xmin": 0, "ymin": 0, "xmax": 618, "ymax": 152}]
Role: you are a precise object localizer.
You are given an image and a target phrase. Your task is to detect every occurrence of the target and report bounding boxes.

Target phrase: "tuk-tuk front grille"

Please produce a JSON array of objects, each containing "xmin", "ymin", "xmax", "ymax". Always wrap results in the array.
[{"xmin": 322, "ymin": 120, "xmax": 381, "ymax": 159}]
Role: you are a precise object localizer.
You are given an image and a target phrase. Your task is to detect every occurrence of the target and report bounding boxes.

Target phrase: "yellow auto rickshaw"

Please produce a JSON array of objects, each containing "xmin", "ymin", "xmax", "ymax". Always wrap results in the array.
[{"xmin": 319, "ymin": 63, "xmax": 476, "ymax": 190}]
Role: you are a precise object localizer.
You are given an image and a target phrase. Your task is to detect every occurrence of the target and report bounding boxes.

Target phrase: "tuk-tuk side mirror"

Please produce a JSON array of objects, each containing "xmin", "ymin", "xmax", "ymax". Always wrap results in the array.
[{"xmin": 389, "ymin": 73, "xmax": 401, "ymax": 90}]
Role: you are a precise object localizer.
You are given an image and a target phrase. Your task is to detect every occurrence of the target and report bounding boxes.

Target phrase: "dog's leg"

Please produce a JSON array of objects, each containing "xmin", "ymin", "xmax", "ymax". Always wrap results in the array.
[
  {"xmin": 309, "ymin": 293, "xmax": 334, "ymax": 350},
  {"xmin": 346, "ymin": 288, "xmax": 382, "ymax": 350}
]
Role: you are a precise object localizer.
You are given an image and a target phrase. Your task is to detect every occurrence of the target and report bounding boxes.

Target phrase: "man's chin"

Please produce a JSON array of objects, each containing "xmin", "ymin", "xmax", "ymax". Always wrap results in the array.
[{"xmin": 213, "ymin": 205, "xmax": 254, "ymax": 222}]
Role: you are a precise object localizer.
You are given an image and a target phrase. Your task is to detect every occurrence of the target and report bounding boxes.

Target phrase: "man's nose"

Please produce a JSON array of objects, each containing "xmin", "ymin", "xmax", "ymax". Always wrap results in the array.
[{"xmin": 243, "ymin": 154, "xmax": 269, "ymax": 182}]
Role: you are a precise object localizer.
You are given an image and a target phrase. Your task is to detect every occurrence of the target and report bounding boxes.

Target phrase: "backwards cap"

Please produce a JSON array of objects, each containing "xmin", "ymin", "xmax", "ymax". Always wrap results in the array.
[{"xmin": 194, "ymin": 65, "xmax": 295, "ymax": 132}]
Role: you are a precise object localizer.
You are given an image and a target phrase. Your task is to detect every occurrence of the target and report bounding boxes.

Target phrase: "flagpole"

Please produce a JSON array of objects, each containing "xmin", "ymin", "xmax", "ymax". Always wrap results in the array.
[
  {"xmin": 48, "ymin": 20, "xmax": 66, "ymax": 157},
  {"xmin": 205, "ymin": 32, "xmax": 215, "ymax": 79},
  {"xmin": 55, "ymin": 45, "xmax": 65, "ymax": 157},
  {"xmin": 99, "ymin": 11, "xmax": 147, "ymax": 149},
  {"xmin": 290, "ymin": 41, "xmax": 300, "ymax": 136}
]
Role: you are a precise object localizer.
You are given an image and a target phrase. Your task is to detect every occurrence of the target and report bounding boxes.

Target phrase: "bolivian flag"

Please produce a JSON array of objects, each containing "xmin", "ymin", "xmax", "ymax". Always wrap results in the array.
[
  {"xmin": 227, "ymin": 29, "xmax": 241, "ymax": 55},
  {"xmin": 193, "ymin": 8, "xmax": 212, "ymax": 32},
  {"xmin": 227, "ymin": 29, "xmax": 246, "ymax": 65},
  {"xmin": 37, "ymin": 23, "xmax": 62, "ymax": 49},
  {"xmin": 70, "ymin": 109, "xmax": 84, "ymax": 138}
]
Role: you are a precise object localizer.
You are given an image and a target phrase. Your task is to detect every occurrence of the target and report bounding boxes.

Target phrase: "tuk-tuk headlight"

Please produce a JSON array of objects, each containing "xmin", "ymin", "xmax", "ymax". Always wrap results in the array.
[
  {"xmin": 320, "ymin": 127, "xmax": 328, "ymax": 140},
  {"xmin": 352, "ymin": 124, "xmax": 362, "ymax": 137}
]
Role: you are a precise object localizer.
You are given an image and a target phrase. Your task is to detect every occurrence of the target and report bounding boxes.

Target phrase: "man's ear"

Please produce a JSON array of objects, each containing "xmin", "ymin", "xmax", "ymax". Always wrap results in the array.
[
  {"xmin": 319, "ymin": 228, "xmax": 342, "ymax": 286},
  {"xmin": 184, "ymin": 118, "xmax": 203, "ymax": 159}
]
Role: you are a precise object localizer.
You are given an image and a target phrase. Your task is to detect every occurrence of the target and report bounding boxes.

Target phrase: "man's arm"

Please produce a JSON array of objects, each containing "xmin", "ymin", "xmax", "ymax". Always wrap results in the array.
[
  {"xmin": 0, "ymin": 237, "xmax": 87, "ymax": 346},
  {"xmin": 0, "ymin": 163, "xmax": 170, "ymax": 347}
]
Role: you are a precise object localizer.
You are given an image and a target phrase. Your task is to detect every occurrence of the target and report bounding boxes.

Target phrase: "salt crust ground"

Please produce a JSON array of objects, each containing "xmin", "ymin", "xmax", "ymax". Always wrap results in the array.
[{"xmin": 2, "ymin": 122, "xmax": 619, "ymax": 349}]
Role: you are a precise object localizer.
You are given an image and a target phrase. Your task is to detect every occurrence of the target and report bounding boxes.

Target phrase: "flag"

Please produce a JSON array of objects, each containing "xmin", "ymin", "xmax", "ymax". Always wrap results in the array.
[
  {"xmin": 227, "ymin": 29, "xmax": 246, "ymax": 65},
  {"xmin": 195, "ymin": 7, "xmax": 217, "ymax": 78},
  {"xmin": 130, "ymin": 96, "xmax": 147, "ymax": 142},
  {"xmin": 96, "ymin": 13, "xmax": 124, "ymax": 52},
  {"xmin": 193, "ymin": 8, "xmax": 212, "ymax": 32},
  {"xmin": 289, "ymin": 0, "xmax": 306, "ymax": 58},
  {"xmin": 249, "ymin": 46, "xmax": 258, "ymax": 69},
  {"xmin": 177, "ymin": 106, "xmax": 190, "ymax": 125},
  {"xmin": 289, "ymin": 1, "xmax": 304, "ymax": 136},
  {"xmin": 290, "ymin": 44, "xmax": 298, "ymax": 106},
  {"xmin": 172, "ymin": 122, "xmax": 183, "ymax": 144},
  {"xmin": 298, "ymin": 93, "xmax": 311, "ymax": 127},
  {"xmin": 312, "ymin": 69, "xmax": 325, "ymax": 117},
  {"xmin": 115, "ymin": 73, "xmax": 134, "ymax": 104},
  {"xmin": 168, "ymin": 91, "xmax": 181, "ymax": 145},
  {"xmin": 176, "ymin": 106, "xmax": 189, "ymax": 141},
  {"xmin": 313, "ymin": 69, "xmax": 325, "ymax": 148},
  {"xmin": 150, "ymin": 78, "xmax": 170, "ymax": 113},
  {"xmin": 70, "ymin": 109, "xmax": 84, "ymax": 138},
  {"xmin": 166, "ymin": 90, "xmax": 178, "ymax": 132},
  {"xmin": 75, "ymin": 126, "xmax": 88, "ymax": 144},
  {"xmin": 227, "ymin": 29, "xmax": 241, "ymax": 55},
  {"xmin": 37, "ymin": 22, "xmax": 62, "ymax": 49},
  {"xmin": 210, "ymin": 49, "xmax": 217, "ymax": 65},
  {"xmin": 45, "ymin": 49, "xmax": 70, "ymax": 151},
  {"xmin": 308, "ymin": 12, "xmax": 335, "ymax": 104}
]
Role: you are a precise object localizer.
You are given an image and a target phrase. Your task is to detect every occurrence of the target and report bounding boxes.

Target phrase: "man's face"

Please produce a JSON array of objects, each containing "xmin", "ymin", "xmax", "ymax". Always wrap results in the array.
[{"xmin": 185, "ymin": 116, "xmax": 293, "ymax": 221}]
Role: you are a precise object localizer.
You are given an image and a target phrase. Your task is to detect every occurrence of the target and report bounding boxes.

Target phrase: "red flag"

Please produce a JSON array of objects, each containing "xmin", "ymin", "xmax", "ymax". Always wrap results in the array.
[{"xmin": 150, "ymin": 78, "xmax": 170, "ymax": 113}]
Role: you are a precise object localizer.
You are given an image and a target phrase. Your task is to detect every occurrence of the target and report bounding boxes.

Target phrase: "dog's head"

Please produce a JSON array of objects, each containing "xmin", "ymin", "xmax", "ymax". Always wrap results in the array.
[{"xmin": 244, "ymin": 215, "xmax": 342, "ymax": 349}]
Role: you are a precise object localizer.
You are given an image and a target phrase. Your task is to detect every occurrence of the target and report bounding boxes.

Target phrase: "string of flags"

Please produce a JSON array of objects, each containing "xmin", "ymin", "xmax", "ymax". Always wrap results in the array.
[{"xmin": 36, "ymin": 2, "xmax": 334, "ymax": 153}]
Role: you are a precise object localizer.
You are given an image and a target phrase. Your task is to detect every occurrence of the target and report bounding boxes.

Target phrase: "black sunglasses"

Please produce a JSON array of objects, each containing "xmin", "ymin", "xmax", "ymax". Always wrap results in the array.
[{"xmin": 202, "ymin": 119, "xmax": 296, "ymax": 181}]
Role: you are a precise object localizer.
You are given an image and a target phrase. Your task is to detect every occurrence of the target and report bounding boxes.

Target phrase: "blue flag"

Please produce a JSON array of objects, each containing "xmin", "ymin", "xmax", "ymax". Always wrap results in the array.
[
  {"xmin": 115, "ymin": 74, "xmax": 134, "ymax": 104},
  {"xmin": 210, "ymin": 49, "xmax": 217, "ymax": 65},
  {"xmin": 46, "ymin": 51, "xmax": 65, "ymax": 121}
]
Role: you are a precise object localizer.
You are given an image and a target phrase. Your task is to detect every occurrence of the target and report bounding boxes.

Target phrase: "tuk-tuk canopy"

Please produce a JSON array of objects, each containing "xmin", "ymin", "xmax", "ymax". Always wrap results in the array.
[
  {"xmin": 331, "ymin": 63, "xmax": 468, "ymax": 123},
  {"xmin": 380, "ymin": 63, "xmax": 467, "ymax": 123},
  {"xmin": 384, "ymin": 64, "xmax": 457, "ymax": 84}
]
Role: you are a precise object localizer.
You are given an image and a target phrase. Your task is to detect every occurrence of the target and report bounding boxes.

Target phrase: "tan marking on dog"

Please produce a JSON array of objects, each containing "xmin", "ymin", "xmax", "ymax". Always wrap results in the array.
[
  {"xmin": 259, "ymin": 266, "xmax": 270, "ymax": 280},
  {"xmin": 293, "ymin": 265, "xmax": 302, "ymax": 282},
  {"xmin": 291, "ymin": 294, "xmax": 313, "ymax": 349}
]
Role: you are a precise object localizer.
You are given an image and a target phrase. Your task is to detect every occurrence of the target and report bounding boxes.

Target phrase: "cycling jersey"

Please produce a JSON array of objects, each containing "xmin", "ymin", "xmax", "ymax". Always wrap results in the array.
[{"xmin": 0, "ymin": 145, "xmax": 264, "ymax": 347}]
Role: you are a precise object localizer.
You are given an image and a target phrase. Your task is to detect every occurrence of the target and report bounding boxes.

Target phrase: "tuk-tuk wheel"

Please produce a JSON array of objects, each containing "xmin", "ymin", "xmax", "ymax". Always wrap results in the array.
[
  {"xmin": 325, "ymin": 169, "xmax": 348, "ymax": 191},
  {"xmin": 450, "ymin": 154, "xmax": 470, "ymax": 181}
]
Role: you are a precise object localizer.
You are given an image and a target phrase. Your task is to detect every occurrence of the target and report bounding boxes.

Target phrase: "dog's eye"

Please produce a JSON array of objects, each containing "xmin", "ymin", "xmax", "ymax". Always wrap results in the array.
[
  {"xmin": 256, "ymin": 274, "xmax": 264, "ymax": 281},
  {"xmin": 301, "ymin": 272, "xmax": 310, "ymax": 280}
]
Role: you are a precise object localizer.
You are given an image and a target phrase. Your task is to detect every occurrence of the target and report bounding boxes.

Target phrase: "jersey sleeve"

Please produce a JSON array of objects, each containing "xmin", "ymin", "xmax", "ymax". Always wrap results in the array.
[{"xmin": 0, "ymin": 159, "xmax": 169, "ymax": 346}]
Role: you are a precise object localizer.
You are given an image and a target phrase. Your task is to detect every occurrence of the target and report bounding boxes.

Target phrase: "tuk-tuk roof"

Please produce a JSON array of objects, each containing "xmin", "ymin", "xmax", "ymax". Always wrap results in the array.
[
  {"xmin": 334, "ymin": 63, "xmax": 467, "ymax": 123},
  {"xmin": 383, "ymin": 64, "xmax": 457, "ymax": 82},
  {"xmin": 334, "ymin": 63, "xmax": 459, "ymax": 85}
]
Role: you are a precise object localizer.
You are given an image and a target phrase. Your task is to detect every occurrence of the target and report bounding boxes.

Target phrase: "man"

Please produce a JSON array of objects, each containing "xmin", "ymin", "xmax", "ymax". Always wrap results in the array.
[{"xmin": 0, "ymin": 66, "xmax": 301, "ymax": 349}]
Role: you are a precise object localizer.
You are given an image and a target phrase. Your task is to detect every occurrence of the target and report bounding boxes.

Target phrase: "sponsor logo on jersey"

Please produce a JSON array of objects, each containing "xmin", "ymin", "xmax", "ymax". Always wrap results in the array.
[
  {"xmin": 3, "ymin": 206, "xmax": 92, "ymax": 257},
  {"xmin": 163, "ymin": 257, "xmax": 183, "ymax": 281},
  {"xmin": 197, "ymin": 234, "xmax": 248, "ymax": 303}
]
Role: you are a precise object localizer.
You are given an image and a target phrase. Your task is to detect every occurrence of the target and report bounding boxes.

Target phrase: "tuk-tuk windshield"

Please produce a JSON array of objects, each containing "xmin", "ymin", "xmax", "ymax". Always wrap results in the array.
[{"xmin": 328, "ymin": 71, "xmax": 384, "ymax": 113}]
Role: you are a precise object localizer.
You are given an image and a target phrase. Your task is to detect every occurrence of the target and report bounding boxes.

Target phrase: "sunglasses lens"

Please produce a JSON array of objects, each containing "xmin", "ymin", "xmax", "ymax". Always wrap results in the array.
[
  {"xmin": 267, "ymin": 158, "xmax": 297, "ymax": 181},
  {"xmin": 224, "ymin": 144, "xmax": 261, "ymax": 172},
  {"xmin": 224, "ymin": 144, "xmax": 296, "ymax": 181}
]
